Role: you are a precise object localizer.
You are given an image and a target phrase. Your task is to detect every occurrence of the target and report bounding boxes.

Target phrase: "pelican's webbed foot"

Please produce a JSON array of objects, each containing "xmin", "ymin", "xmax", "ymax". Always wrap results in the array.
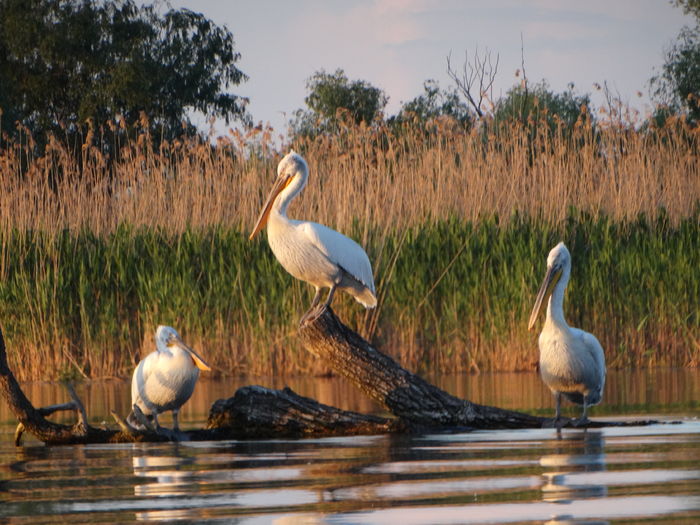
[{"xmin": 299, "ymin": 302, "xmax": 327, "ymax": 326}]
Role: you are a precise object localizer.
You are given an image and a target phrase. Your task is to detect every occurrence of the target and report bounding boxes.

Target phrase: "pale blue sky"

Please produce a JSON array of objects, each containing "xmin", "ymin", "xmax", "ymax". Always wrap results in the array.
[{"xmin": 170, "ymin": 0, "xmax": 690, "ymax": 135}]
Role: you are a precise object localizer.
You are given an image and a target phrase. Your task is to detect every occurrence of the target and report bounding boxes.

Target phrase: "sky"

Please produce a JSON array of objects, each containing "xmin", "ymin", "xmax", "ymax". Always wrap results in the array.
[{"xmin": 170, "ymin": 0, "xmax": 691, "ymax": 136}]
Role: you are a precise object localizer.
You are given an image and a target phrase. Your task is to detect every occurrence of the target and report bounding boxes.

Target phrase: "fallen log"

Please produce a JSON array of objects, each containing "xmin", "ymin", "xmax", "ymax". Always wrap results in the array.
[
  {"xmin": 1, "ymin": 308, "xmax": 660, "ymax": 446},
  {"xmin": 203, "ymin": 385, "xmax": 403, "ymax": 439},
  {"xmin": 297, "ymin": 306, "xmax": 667, "ymax": 430},
  {"xmin": 299, "ymin": 307, "xmax": 555, "ymax": 429}
]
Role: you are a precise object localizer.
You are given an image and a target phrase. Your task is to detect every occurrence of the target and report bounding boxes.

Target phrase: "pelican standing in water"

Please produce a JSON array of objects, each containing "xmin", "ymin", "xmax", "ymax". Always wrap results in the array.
[
  {"xmin": 528, "ymin": 242, "xmax": 606, "ymax": 424},
  {"xmin": 128, "ymin": 325, "xmax": 211, "ymax": 432},
  {"xmin": 249, "ymin": 151, "xmax": 377, "ymax": 323}
]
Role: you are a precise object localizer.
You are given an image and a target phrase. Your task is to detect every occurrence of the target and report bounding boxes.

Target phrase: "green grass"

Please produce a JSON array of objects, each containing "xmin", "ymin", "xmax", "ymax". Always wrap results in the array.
[{"xmin": 1, "ymin": 209, "xmax": 698, "ymax": 380}]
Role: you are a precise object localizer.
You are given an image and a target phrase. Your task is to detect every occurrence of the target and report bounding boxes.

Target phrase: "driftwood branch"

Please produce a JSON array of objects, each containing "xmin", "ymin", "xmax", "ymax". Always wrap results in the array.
[
  {"xmin": 15, "ymin": 401, "xmax": 79, "ymax": 446},
  {"xmin": 111, "ymin": 409, "xmax": 136, "ymax": 436}
]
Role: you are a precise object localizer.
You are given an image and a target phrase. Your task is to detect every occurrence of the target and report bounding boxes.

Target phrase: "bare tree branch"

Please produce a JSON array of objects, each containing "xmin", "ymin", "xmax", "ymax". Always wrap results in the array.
[{"xmin": 447, "ymin": 46, "xmax": 499, "ymax": 118}]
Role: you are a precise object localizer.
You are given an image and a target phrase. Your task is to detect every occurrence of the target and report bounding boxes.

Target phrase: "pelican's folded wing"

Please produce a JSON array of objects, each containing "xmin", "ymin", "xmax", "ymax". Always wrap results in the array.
[{"xmin": 300, "ymin": 221, "xmax": 376, "ymax": 293}]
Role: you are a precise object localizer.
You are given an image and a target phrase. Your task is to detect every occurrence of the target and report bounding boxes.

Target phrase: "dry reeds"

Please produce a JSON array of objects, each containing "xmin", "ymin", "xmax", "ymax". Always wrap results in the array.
[{"xmin": 1, "ymin": 117, "xmax": 698, "ymax": 234}]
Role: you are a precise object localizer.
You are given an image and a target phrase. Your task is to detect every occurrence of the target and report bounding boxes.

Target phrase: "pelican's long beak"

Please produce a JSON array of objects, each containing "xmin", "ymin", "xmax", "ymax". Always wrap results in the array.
[
  {"xmin": 171, "ymin": 337, "xmax": 211, "ymax": 371},
  {"xmin": 528, "ymin": 264, "xmax": 563, "ymax": 331},
  {"xmin": 249, "ymin": 174, "xmax": 292, "ymax": 240}
]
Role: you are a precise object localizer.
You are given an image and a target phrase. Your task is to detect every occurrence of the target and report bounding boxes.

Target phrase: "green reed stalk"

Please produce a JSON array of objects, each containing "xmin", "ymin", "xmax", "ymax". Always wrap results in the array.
[{"xmin": 0, "ymin": 210, "xmax": 697, "ymax": 380}]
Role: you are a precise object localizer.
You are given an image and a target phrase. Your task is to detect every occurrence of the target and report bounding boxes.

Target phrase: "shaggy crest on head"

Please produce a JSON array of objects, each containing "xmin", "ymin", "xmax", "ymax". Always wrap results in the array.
[
  {"xmin": 547, "ymin": 241, "xmax": 570, "ymax": 268},
  {"xmin": 155, "ymin": 325, "xmax": 177, "ymax": 347},
  {"xmin": 278, "ymin": 150, "xmax": 307, "ymax": 176}
]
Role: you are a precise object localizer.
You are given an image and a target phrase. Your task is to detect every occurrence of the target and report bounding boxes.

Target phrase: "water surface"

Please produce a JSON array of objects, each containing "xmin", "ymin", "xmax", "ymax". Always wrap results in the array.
[{"xmin": 0, "ymin": 369, "xmax": 698, "ymax": 523}]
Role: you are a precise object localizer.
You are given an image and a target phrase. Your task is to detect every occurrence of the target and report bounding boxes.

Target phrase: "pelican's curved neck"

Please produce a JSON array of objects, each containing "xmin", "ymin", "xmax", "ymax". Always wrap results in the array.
[
  {"xmin": 546, "ymin": 273, "xmax": 569, "ymax": 328},
  {"xmin": 272, "ymin": 175, "xmax": 304, "ymax": 219}
]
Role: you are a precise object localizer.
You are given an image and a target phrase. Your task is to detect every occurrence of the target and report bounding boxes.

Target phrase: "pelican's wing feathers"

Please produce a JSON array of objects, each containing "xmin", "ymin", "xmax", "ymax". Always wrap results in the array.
[
  {"xmin": 299, "ymin": 221, "xmax": 376, "ymax": 292},
  {"xmin": 582, "ymin": 330, "xmax": 606, "ymax": 381},
  {"xmin": 131, "ymin": 351, "xmax": 158, "ymax": 412},
  {"xmin": 571, "ymin": 327, "xmax": 606, "ymax": 385}
]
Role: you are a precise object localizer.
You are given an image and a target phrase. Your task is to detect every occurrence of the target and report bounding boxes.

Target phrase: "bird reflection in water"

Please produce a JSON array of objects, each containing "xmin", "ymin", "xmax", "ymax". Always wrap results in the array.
[
  {"xmin": 540, "ymin": 430, "xmax": 608, "ymax": 503},
  {"xmin": 540, "ymin": 429, "xmax": 608, "ymax": 510},
  {"xmin": 132, "ymin": 445, "xmax": 202, "ymax": 522}
]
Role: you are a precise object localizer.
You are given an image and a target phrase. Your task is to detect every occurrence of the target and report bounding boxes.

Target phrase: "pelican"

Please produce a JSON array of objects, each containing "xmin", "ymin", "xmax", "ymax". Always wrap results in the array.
[
  {"xmin": 249, "ymin": 151, "xmax": 377, "ymax": 322},
  {"xmin": 528, "ymin": 242, "xmax": 606, "ymax": 424},
  {"xmin": 127, "ymin": 325, "xmax": 211, "ymax": 432}
]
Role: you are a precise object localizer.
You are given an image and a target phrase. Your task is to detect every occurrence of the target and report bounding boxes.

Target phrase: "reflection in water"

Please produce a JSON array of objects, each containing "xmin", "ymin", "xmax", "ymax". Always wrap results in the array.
[
  {"xmin": 540, "ymin": 430, "xmax": 608, "ymax": 504},
  {"xmin": 1, "ymin": 369, "xmax": 700, "ymax": 524},
  {"xmin": 0, "ymin": 423, "xmax": 699, "ymax": 523},
  {"xmin": 132, "ymin": 445, "xmax": 200, "ymax": 521}
]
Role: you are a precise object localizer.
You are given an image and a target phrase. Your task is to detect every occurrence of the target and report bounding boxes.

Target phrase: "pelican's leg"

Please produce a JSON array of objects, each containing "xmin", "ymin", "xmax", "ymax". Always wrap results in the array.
[
  {"xmin": 578, "ymin": 396, "xmax": 590, "ymax": 426},
  {"xmin": 554, "ymin": 392, "xmax": 562, "ymax": 428},
  {"xmin": 172, "ymin": 410, "xmax": 180, "ymax": 431},
  {"xmin": 300, "ymin": 285, "xmax": 337, "ymax": 325},
  {"xmin": 323, "ymin": 284, "xmax": 337, "ymax": 308},
  {"xmin": 310, "ymin": 287, "xmax": 323, "ymax": 308},
  {"xmin": 300, "ymin": 287, "xmax": 324, "ymax": 325},
  {"xmin": 150, "ymin": 412, "xmax": 181, "ymax": 441}
]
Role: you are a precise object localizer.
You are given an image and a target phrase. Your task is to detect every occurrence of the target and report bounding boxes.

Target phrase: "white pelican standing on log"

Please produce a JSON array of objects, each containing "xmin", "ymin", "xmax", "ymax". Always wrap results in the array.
[
  {"xmin": 249, "ymin": 151, "xmax": 377, "ymax": 323},
  {"xmin": 128, "ymin": 325, "xmax": 211, "ymax": 432},
  {"xmin": 528, "ymin": 242, "xmax": 606, "ymax": 424}
]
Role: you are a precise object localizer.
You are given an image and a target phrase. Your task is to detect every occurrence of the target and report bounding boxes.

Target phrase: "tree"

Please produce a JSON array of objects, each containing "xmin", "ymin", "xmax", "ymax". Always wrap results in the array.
[
  {"xmin": 0, "ymin": 0, "xmax": 249, "ymax": 155},
  {"xmin": 493, "ymin": 80, "xmax": 591, "ymax": 135},
  {"xmin": 389, "ymin": 79, "xmax": 473, "ymax": 129},
  {"xmin": 650, "ymin": 2, "xmax": 700, "ymax": 124},
  {"xmin": 290, "ymin": 69, "xmax": 387, "ymax": 137},
  {"xmin": 672, "ymin": 0, "xmax": 700, "ymax": 19}
]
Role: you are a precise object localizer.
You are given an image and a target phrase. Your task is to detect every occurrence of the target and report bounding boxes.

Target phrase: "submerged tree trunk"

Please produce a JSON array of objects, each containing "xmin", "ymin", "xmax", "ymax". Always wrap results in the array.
[{"xmin": 1, "ymin": 310, "xmax": 657, "ymax": 446}]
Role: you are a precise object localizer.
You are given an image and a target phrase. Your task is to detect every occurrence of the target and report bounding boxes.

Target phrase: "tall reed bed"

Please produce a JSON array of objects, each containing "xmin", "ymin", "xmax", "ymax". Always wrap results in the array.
[
  {"xmin": 2, "ymin": 118, "xmax": 698, "ymax": 234},
  {"xmin": 0, "ymin": 119, "xmax": 698, "ymax": 379}
]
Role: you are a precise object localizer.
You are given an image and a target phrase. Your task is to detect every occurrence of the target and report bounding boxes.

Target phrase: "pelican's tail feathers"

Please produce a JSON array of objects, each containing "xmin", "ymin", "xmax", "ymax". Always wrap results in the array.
[{"xmin": 354, "ymin": 287, "xmax": 377, "ymax": 309}]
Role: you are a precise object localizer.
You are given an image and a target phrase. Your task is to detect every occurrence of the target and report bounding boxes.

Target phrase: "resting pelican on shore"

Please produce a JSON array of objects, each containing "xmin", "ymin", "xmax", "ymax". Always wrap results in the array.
[
  {"xmin": 127, "ymin": 325, "xmax": 211, "ymax": 432},
  {"xmin": 249, "ymin": 151, "xmax": 376, "ymax": 323},
  {"xmin": 528, "ymin": 242, "xmax": 606, "ymax": 424}
]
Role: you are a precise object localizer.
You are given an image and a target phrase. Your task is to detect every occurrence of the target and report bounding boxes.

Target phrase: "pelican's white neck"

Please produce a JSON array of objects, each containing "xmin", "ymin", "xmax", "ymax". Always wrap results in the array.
[
  {"xmin": 546, "ymin": 269, "xmax": 570, "ymax": 328},
  {"xmin": 272, "ymin": 174, "xmax": 305, "ymax": 219}
]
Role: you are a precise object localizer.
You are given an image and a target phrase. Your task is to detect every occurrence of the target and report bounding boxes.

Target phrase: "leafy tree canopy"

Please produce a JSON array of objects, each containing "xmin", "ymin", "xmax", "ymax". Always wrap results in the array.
[
  {"xmin": 290, "ymin": 68, "xmax": 387, "ymax": 137},
  {"xmin": 493, "ymin": 80, "xmax": 590, "ymax": 134},
  {"xmin": 650, "ymin": 1, "xmax": 700, "ymax": 124},
  {"xmin": 389, "ymin": 79, "xmax": 473, "ymax": 129},
  {"xmin": 672, "ymin": 0, "xmax": 700, "ymax": 19},
  {"xmin": 0, "ymin": 0, "xmax": 249, "ymax": 150}
]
